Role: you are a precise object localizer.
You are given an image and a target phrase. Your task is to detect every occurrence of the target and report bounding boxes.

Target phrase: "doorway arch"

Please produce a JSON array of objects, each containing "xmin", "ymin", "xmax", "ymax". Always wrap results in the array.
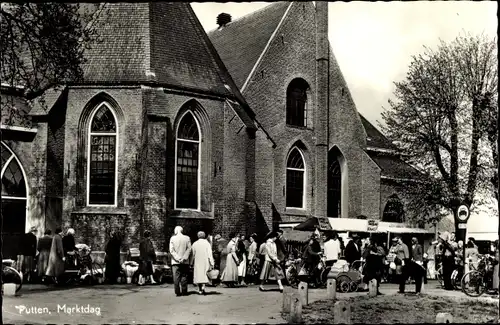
[
  {"xmin": 1, "ymin": 142, "xmax": 28, "ymax": 259},
  {"xmin": 328, "ymin": 146, "xmax": 348, "ymax": 218}
]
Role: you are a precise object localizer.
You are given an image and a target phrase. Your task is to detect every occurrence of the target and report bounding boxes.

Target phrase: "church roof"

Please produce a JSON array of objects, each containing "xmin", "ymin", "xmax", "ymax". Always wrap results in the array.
[
  {"xmin": 207, "ymin": 2, "xmax": 399, "ymax": 151},
  {"xmin": 359, "ymin": 115, "xmax": 398, "ymax": 151},
  {"xmin": 367, "ymin": 152, "xmax": 425, "ymax": 181},
  {"xmin": 208, "ymin": 2, "xmax": 291, "ymax": 89},
  {"xmin": 81, "ymin": 2, "xmax": 254, "ymax": 121}
]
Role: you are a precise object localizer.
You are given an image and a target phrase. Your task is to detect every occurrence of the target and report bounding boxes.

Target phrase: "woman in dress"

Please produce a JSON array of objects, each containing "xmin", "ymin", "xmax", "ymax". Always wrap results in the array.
[
  {"xmin": 138, "ymin": 230, "xmax": 157, "ymax": 286},
  {"xmin": 46, "ymin": 228, "xmax": 65, "ymax": 284},
  {"xmin": 37, "ymin": 229, "xmax": 53, "ymax": 283},
  {"xmin": 259, "ymin": 232, "xmax": 284, "ymax": 292},
  {"xmin": 221, "ymin": 233, "xmax": 239, "ymax": 287},
  {"xmin": 246, "ymin": 234, "xmax": 259, "ymax": 285},
  {"xmin": 191, "ymin": 231, "xmax": 214, "ymax": 295},
  {"xmin": 237, "ymin": 234, "xmax": 248, "ymax": 287}
]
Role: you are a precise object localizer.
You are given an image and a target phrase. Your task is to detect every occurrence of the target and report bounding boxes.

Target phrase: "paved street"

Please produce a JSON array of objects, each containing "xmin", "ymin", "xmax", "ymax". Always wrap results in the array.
[{"xmin": 3, "ymin": 281, "xmax": 498, "ymax": 324}]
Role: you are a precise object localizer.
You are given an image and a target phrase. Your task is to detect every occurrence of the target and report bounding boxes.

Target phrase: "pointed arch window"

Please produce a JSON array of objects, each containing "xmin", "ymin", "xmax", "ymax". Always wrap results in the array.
[
  {"xmin": 286, "ymin": 148, "xmax": 306, "ymax": 208},
  {"xmin": 382, "ymin": 195, "xmax": 405, "ymax": 223},
  {"xmin": 1, "ymin": 142, "xmax": 28, "ymax": 259},
  {"xmin": 286, "ymin": 79, "xmax": 309, "ymax": 127},
  {"xmin": 87, "ymin": 103, "xmax": 118, "ymax": 206},
  {"xmin": 175, "ymin": 112, "xmax": 200, "ymax": 210}
]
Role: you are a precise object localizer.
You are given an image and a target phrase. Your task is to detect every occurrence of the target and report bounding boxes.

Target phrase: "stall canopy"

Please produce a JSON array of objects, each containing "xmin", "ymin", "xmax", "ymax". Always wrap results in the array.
[
  {"xmin": 467, "ymin": 232, "xmax": 498, "ymax": 242},
  {"xmin": 293, "ymin": 216, "xmax": 333, "ymax": 231},
  {"xmin": 281, "ymin": 228, "xmax": 311, "ymax": 244},
  {"xmin": 327, "ymin": 218, "xmax": 433, "ymax": 234}
]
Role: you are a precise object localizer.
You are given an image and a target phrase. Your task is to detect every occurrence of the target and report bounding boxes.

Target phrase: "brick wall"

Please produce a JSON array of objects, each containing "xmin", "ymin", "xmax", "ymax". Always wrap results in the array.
[
  {"xmin": 361, "ymin": 151, "xmax": 382, "ymax": 219},
  {"xmin": 244, "ymin": 2, "xmax": 375, "ymax": 223}
]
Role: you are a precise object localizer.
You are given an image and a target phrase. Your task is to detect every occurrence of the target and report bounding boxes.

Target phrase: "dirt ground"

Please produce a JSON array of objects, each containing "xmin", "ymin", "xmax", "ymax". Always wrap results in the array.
[{"xmin": 299, "ymin": 294, "xmax": 499, "ymax": 324}]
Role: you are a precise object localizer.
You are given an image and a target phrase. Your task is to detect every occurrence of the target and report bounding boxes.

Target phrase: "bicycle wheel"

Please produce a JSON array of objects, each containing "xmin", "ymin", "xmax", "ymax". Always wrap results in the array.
[
  {"xmin": 436, "ymin": 267, "xmax": 443, "ymax": 287},
  {"xmin": 337, "ymin": 275, "xmax": 351, "ymax": 293},
  {"xmin": 461, "ymin": 271, "xmax": 486, "ymax": 297},
  {"xmin": 2, "ymin": 266, "xmax": 23, "ymax": 292}
]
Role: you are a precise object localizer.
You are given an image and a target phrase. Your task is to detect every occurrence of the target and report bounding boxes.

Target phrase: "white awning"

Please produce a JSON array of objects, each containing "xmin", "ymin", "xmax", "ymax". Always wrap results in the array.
[
  {"xmin": 467, "ymin": 232, "xmax": 499, "ymax": 242},
  {"xmin": 328, "ymin": 218, "xmax": 433, "ymax": 234},
  {"xmin": 328, "ymin": 218, "xmax": 368, "ymax": 232},
  {"xmin": 279, "ymin": 223, "xmax": 299, "ymax": 228},
  {"xmin": 378, "ymin": 222, "xmax": 434, "ymax": 234}
]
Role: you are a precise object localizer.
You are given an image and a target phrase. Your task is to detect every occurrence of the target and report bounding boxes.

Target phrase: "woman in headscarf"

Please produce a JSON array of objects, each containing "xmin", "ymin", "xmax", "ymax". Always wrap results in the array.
[
  {"xmin": 37, "ymin": 229, "xmax": 52, "ymax": 283},
  {"xmin": 259, "ymin": 232, "xmax": 284, "ymax": 292},
  {"xmin": 105, "ymin": 231, "xmax": 123, "ymax": 284},
  {"xmin": 221, "ymin": 232, "xmax": 239, "ymax": 287},
  {"xmin": 138, "ymin": 230, "xmax": 157, "ymax": 286},
  {"xmin": 246, "ymin": 233, "xmax": 259, "ymax": 285},
  {"xmin": 362, "ymin": 237, "xmax": 384, "ymax": 295},
  {"xmin": 191, "ymin": 231, "xmax": 214, "ymax": 295},
  {"xmin": 46, "ymin": 228, "xmax": 65, "ymax": 284}
]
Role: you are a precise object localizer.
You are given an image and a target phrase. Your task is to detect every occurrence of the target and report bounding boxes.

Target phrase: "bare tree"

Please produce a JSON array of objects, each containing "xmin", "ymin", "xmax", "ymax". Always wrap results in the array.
[
  {"xmin": 1, "ymin": 3, "xmax": 106, "ymax": 125},
  {"xmin": 381, "ymin": 33, "xmax": 498, "ymax": 234}
]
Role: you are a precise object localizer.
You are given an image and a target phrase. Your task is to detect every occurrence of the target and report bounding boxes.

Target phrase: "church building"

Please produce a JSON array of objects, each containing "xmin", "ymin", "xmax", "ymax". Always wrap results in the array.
[{"xmin": 1, "ymin": 2, "xmax": 427, "ymax": 259}]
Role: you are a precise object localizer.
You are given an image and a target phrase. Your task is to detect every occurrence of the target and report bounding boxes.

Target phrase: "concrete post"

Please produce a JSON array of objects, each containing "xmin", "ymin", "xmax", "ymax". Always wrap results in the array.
[
  {"xmin": 333, "ymin": 301, "xmax": 351, "ymax": 324},
  {"xmin": 3, "ymin": 283, "xmax": 17, "ymax": 296},
  {"xmin": 314, "ymin": 0, "xmax": 329, "ymax": 218},
  {"xmin": 368, "ymin": 279, "xmax": 378, "ymax": 297},
  {"xmin": 288, "ymin": 293, "xmax": 303, "ymax": 324},
  {"xmin": 327, "ymin": 279, "xmax": 337, "ymax": 300},
  {"xmin": 282, "ymin": 286, "xmax": 294, "ymax": 313},
  {"xmin": 436, "ymin": 312, "xmax": 453, "ymax": 323},
  {"xmin": 298, "ymin": 281, "xmax": 309, "ymax": 306}
]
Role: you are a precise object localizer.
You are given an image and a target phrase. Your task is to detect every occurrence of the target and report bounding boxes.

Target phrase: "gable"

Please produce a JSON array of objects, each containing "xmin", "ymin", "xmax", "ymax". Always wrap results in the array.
[{"xmin": 208, "ymin": 2, "xmax": 291, "ymax": 89}]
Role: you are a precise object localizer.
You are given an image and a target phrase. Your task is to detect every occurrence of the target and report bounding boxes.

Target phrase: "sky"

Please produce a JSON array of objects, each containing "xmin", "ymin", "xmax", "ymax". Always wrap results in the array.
[{"xmin": 191, "ymin": 1, "xmax": 497, "ymax": 128}]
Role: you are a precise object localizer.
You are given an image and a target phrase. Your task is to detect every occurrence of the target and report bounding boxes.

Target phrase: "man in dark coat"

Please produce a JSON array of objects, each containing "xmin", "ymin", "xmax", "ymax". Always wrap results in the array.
[
  {"xmin": 17, "ymin": 226, "xmax": 38, "ymax": 282},
  {"xmin": 62, "ymin": 228, "xmax": 77, "ymax": 268},
  {"xmin": 344, "ymin": 235, "xmax": 361, "ymax": 265},
  {"xmin": 105, "ymin": 231, "xmax": 123, "ymax": 284},
  {"xmin": 302, "ymin": 234, "xmax": 322, "ymax": 285}
]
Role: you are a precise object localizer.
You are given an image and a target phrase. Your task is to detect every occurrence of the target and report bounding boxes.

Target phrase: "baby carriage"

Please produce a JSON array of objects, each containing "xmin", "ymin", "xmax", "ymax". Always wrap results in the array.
[
  {"xmin": 332, "ymin": 259, "xmax": 365, "ymax": 293},
  {"xmin": 62, "ymin": 244, "xmax": 103, "ymax": 285}
]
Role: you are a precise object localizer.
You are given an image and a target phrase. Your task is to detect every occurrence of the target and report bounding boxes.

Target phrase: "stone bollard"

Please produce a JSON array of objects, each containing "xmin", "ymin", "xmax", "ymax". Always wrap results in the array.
[
  {"xmin": 287, "ymin": 293, "xmax": 303, "ymax": 324},
  {"xmin": 368, "ymin": 279, "xmax": 378, "ymax": 297},
  {"xmin": 327, "ymin": 279, "xmax": 337, "ymax": 300},
  {"xmin": 436, "ymin": 312, "xmax": 453, "ymax": 323},
  {"xmin": 298, "ymin": 281, "xmax": 308, "ymax": 306},
  {"xmin": 3, "ymin": 283, "xmax": 17, "ymax": 296},
  {"xmin": 282, "ymin": 287, "xmax": 294, "ymax": 313},
  {"xmin": 333, "ymin": 300, "xmax": 351, "ymax": 324}
]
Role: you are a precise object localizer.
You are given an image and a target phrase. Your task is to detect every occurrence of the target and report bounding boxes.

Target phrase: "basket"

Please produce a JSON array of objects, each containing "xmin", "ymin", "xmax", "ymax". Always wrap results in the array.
[{"xmin": 207, "ymin": 269, "xmax": 219, "ymax": 280}]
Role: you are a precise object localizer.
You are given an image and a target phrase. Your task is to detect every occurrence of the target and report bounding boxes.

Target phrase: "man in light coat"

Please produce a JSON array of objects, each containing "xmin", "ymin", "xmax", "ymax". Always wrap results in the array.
[{"xmin": 169, "ymin": 226, "xmax": 192, "ymax": 296}]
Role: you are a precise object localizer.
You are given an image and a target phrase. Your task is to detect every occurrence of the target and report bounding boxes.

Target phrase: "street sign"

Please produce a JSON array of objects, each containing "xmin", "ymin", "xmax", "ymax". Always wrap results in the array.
[
  {"xmin": 457, "ymin": 205, "xmax": 469, "ymax": 222},
  {"xmin": 458, "ymin": 223, "xmax": 467, "ymax": 229},
  {"xmin": 317, "ymin": 217, "xmax": 333, "ymax": 231},
  {"xmin": 367, "ymin": 219, "xmax": 379, "ymax": 232}
]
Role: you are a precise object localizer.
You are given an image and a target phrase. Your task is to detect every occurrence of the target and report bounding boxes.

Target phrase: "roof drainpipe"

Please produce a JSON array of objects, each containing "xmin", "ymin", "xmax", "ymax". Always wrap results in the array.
[{"xmin": 314, "ymin": 2, "xmax": 329, "ymax": 220}]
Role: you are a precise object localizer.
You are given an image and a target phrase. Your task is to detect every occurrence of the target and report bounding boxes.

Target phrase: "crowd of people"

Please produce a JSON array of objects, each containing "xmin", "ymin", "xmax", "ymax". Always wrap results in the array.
[
  {"xmin": 11, "ymin": 225, "xmax": 499, "ymax": 297},
  {"xmin": 14, "ymin": 227, "xmax": 80, "ymax": 284}
]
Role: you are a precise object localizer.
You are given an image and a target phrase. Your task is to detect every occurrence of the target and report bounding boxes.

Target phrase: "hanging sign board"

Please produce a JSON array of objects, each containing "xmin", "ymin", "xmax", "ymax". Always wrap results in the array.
[
  {"xmin": 367, "ymin": 219, "xmax": 379, "ymax": 232},
  {"xmin": 458, "ymin": 223, "xmax": 467, "ymax": 229}
]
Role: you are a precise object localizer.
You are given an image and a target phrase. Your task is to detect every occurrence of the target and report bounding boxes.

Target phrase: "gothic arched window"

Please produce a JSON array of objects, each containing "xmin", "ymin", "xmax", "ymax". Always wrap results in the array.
[
  {"xmin": 87, "ymin": 103, "xmax": 118, "ymax": 206},
  {"xmin": 382, "ymin": 195, "xmax": 405, "ymax": 223},
  {"xmin": 286, "ymin": 79, "xmax": 309, "ymax": 127},
  {"xmin": 286, "ymin": 148, "xmax": 306, "ymax": 208},
  {"xmin": 175, "ymin": 112, "xmax": 200, "ymax": 210}
]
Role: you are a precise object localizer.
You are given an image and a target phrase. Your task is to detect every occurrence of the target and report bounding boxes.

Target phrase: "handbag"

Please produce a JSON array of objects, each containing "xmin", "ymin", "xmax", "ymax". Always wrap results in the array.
[
  {"xmin": 207, "ymin": 269, "xmax": 219, "ymax": 280},
  {"xmin": 274, "ymin": 265, "xmax": 285, "ymax": 279}
]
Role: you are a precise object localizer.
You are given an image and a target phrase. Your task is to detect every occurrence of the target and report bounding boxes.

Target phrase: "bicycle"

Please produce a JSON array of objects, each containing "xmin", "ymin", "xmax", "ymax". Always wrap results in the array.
[
  {"xmin": 2, "ymin": 260, "xmax": 23, "ymax": 293},
  {"xmin": 461, "ymin": 254, "xmax": 496, "ymax": 297}
]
